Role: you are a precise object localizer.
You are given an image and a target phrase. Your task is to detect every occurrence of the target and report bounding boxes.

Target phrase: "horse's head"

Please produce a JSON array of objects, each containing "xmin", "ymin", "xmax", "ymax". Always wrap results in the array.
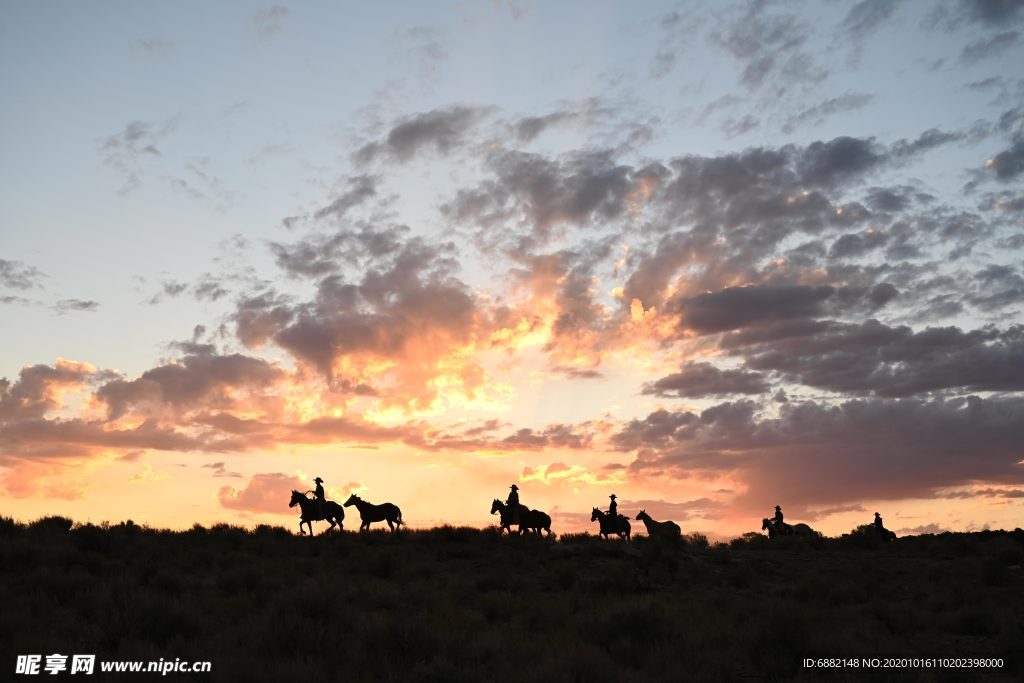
[
  {"xmin": 289, "ymin": 490, "xmax": 305, "ymax": 508},
  {"xmin": 343, "ymin": 493, "xmax": 360, "ymax": 507},
  {"xmin": 490, "ymin": 499, "xmax": 501, "ymax": 515},
  {"xmin": 761, "ymin": 518, "xmax": 771, "ymax": 530},
  {"xmin": 591, "ymin": 507, "xmax": 601, "ymax": 522},
  {"xmin": 636, "ymin": 509, "xmax": 647, "ymax": 521}
]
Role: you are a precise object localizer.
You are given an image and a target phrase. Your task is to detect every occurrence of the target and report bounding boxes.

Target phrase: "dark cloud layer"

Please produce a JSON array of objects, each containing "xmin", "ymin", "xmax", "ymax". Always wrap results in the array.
[
  {"xmin": 644, "ymin": 362, "xmax": 769, "ymax": 398},
  {"xmin": 673, "ymin": 285, "xmax": 836, "ymax": 334},
  {"xmin": 730, "ymin": 320, "xmax": 1024, "ymax": 397},
  {"xmin": 616, "ymin": 396, "xmax": 1024, "ymax": 507},
  {"xmin": 96, "ymin": 352, "xmax": 283, "ymax": 419}
]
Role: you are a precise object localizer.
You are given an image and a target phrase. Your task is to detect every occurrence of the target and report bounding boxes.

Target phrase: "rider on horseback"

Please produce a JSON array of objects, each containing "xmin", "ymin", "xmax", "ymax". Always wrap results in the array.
[
  {"xmin": 314, "ymin": 477, "xmax": 326, "ymax": 516},
  {"xmin": 609, "ymin": 493, "xmax": 619, "ymax": 519},
  {"xmin": 773, "ymin": 505, "xmax": 784, "ymax": 525},
  {"xmin": 874, "ymin": 512, "xmax": 885, "ymax": 532},
  {"xmin": 507, "ymin": 484, "xmax": 521, "ymax": 525}
]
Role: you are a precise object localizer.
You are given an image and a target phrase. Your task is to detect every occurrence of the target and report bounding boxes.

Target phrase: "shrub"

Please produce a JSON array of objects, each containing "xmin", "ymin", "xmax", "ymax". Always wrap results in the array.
[
  {"xmin": 71, "ymin": 523, "xmax": 111, "ymax": 553},
  {"xmin": 684, "ymin": 533, "xmax": 709, "ymax": 550},
  {"xmin": 28, "ymin": 515, "xmax": 74, "ymax": 533},
  {"xmin": 0, "ymin": 515, "xmax": 20, "ymax": 536}
]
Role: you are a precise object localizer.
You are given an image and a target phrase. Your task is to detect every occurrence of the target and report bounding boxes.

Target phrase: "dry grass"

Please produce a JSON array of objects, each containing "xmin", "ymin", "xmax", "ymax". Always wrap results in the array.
[{"xmin": 1, "ymin": 517, "xmax": 1021, "ymax": 681}]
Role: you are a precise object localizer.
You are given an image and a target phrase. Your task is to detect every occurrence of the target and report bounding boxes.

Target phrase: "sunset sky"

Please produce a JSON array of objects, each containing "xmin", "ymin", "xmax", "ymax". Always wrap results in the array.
[{"xmin": 2, "ymin": 0, "xmax": 1023, "ymax": 538}]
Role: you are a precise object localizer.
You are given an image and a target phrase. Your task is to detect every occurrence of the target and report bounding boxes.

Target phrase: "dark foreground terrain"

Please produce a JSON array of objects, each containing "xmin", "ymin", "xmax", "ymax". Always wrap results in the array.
[{"xmin": 1, "ymin": 517, "xmax": 1022, "ymax": 681}]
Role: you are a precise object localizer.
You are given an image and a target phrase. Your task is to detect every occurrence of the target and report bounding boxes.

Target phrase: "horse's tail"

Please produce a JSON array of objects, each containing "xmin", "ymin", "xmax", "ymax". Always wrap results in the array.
[{"xmin": 395, "ymin": 508, "xmax": 404, "ymax": 526}]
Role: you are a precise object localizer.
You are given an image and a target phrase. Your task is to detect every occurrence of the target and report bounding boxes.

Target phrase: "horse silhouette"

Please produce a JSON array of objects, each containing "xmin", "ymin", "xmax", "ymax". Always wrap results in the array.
[
  {"xmin": 762, "ymin": 518, "xmax": 816, "ymax": 538},
  {"xmin": 288, "ymin": 490, "xmax": 345, "ymax": 536},
  {"xmin": 490, "ymin": 499, "xmax": 552, "ymax": 536},
  {"xmin": 636, "ymin": 510, "xmax": 681, "ymax": 540},
  {"xmin": 344, "ymin": 493, "xmax": 404, "ymax": 532},
  {"xmin": 592, "ymin": 507, "xmax": 631, "ymax": 540},
  {"xmin": 874, "ymin": 525, "xmax": 897, "ymax": 542}
]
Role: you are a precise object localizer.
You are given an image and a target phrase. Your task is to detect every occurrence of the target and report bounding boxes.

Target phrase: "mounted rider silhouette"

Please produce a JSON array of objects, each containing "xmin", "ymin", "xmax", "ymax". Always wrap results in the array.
[
  {"xmin": 314, "ymin": 477, "xmax": 326, "ymax": 517},
  {"xmin": 507, "ymin": 484, "xmax": 521, "ymax": 526},
  {"xmin": 609, "ymin": 493, "xmax": 619, "ymax": 519},
  {"xmin": 773, "ymin": 505, "xmax": 784, "ymax": 525},
  {"xmin": 874, "ymin": 512, "xmax": 884, "ymax": 531}
]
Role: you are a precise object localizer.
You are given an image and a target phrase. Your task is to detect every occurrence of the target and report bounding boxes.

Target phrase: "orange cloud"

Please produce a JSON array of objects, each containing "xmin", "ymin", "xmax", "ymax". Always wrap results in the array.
[{"xmin": 218, "ymin": 472, "xmax": 304, "ymax": 514}]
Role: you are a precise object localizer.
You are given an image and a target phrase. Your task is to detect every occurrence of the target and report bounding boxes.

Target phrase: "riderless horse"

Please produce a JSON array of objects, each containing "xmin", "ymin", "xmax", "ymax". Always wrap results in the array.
[
  {"xmin": 592, "ymin": 507, "xmax": 631, "ymax": 540},
  {"xmin": 490, "ymin": 499, "xmax": 552, "ymax": 536},
  {"xmin": 636, "ymin": 510, "xmax": 681, "ymax": 540},
  {"xmin": 762, "ymin": 517, "xmax": 817, "ymax": 538},
  {"xmin": 288, "ymin": 490, "xmax": 345, "ymax": 536},
  {"xmin": 344, "ymin": 493, "xmax": 404, "ymax": 532}
]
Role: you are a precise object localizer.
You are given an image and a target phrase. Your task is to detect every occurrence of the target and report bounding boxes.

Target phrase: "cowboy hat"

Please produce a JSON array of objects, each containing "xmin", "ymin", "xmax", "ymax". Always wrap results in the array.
[
  {"xmin": 314, "ymin": 477, "xmax": 324, "ymax": 483},
  {"xmin": 510, "ymin": 484, "xmax": 519, "ymax": 490},
  {"xmin": 609, "ymin": 494, "xmax": 617, "ymax": 499}
]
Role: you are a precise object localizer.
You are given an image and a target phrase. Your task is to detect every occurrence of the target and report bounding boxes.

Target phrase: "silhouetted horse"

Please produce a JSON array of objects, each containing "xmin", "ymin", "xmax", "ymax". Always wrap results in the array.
[
  {"xmin": 875, "ymin": 526, "xmax": 897, "ymax": 542},
  {"xmin": 592, "ymin": 507, "xmax": 631, "ymax": 540},
  {"xmin": 762, "ymin": 518, "xmax": 816, "ymax": 538},
  {"xmin": 344, "ymin": 493, "xmax": 404, "ymax": 532},
  {"xmin": 636, "ymin": 510, "xmax": 681, "ymax": 540},
  {"xmin": 491, "ymin": 499, "xmax": 523, "ymax": 535},
  {"xmin": 490, "ymin": 499, "xmax": 552, "ymax": 536},
  {"xmin": 289, "ymin": 490, "xmax": 345, "ymax": 536}
]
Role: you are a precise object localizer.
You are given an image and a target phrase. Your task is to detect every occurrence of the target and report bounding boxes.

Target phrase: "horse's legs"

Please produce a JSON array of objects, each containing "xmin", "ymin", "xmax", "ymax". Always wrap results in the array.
[
  {"xmin": 299, "ymin": 519, "xmax": 306, "ymax": 535},
  {"xmin": 387, "ymin": 519, "xmax": 395, "ymax": 532}
]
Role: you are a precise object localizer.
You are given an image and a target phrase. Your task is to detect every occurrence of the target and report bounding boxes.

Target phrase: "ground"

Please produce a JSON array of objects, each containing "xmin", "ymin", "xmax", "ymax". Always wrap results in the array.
[{"xmin": 1, "ymin": 517, "xmax": 1021, "ymax": 681}]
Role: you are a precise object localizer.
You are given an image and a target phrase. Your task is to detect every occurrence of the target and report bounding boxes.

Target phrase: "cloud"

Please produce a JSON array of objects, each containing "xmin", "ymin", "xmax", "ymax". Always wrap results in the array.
[
  {"xmin": 100, "ymin": 117, "xmax": 179, "ymax": 194},
  {"xmin": 202, "ymin": 461, "xmax": 243, "ymax": 478},
  {"xmin": 0, "ymin": 259, "xmax": 45, "ymax": 290},
  {"xmin": 520, "ymin": 461, "xmax": 624, "ymax": 488},
  {"xmin": 829, "ymin": 229, "xmax": 890, "ymax": 258},
  {"xmin": 444, "ymin": 149, "xmax": 664, "ymax": 242},
  {"xmin": 0, "ymin": 359, "xmax": 110, "ymax": 422},
  {"xmin": 135, "ymin": 39, "xmax": 174, "ymax": 56},
  {"xmin": 0, "ymin": 417, "xmax": 215, "ymax": 462},
  {"xmin": 796, "ymin": 137, "xmax": 885, "ymax": 188},
  {"xmin": 511, "ymin": 100, "xmax": 607, "ymax": 143},
  {"xmin": 129, "ymin": 463, "xmax": 169, "ymax": 484},
  {"xmin": 985, "ymin": 139, "xmax": 1024, "ymax": 180},
  {"xmin": 96, "ymin": 352, "xmax": 284, "ymax": 420},
  {"xmin": 501, "ymin": 424, "xmax": 593, "ymax": 451},
  {"xmin": 616, "ymin": 395, "xmax": 1024, "ymax": 509},
  {"xmin": 622, "ymin": 497, "xmax": 725, "ymax": 521},
  {"xmin": 782, "ymin": 93, "xmax": 874, "ymax": 134},
  {"xmin": 356, "ymin": 106, "xmax": 492, "ymax": 164},
  {"xmin": 942, "ymin": 0, "xmax": 1024, "ymax": 28},
  {"xmin": 673, "ymin": 285, "xmax": 837, "ymax": 335},
  {"xmin": 643, "ymin": 362, "xmax": 769, "ymax": 398},
  {"xmin": 218, "ymin": 472, "xmax": 303, "ymax": 513},
  {"xmin": 732, "ymin": 319, "xmax": 1024, "ymax": 397},
  {"xmin": 238, "ymin": 226, "xmax": 496, "ymax": 412},
  {"xmin": 840, "ymin": 0, "xmax": 903, "ymax": 40},
  {"xmin": 312, "ymin": 175, "xmax": 379, "ymax": 221},
  {"xmin": 52, "ymin": 299, "xmax": 99, "ymax": 314},
  {"xmin": 712, "ymin": 2, "xmax": 826, "ymax": 91},
  {"xmin": 253, "ymin": 6, "xmax": 290, "ymax": 38},
  {"xmin": 960, "ymin": 30, "xmax": 1020, "ymax": 63}
]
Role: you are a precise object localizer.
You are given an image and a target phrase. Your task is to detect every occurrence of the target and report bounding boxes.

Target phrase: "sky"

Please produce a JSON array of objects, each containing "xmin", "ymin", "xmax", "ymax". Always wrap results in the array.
[{"xmin": 1, "ymin": 0, "xmax": 1023, "ymax": 539}]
